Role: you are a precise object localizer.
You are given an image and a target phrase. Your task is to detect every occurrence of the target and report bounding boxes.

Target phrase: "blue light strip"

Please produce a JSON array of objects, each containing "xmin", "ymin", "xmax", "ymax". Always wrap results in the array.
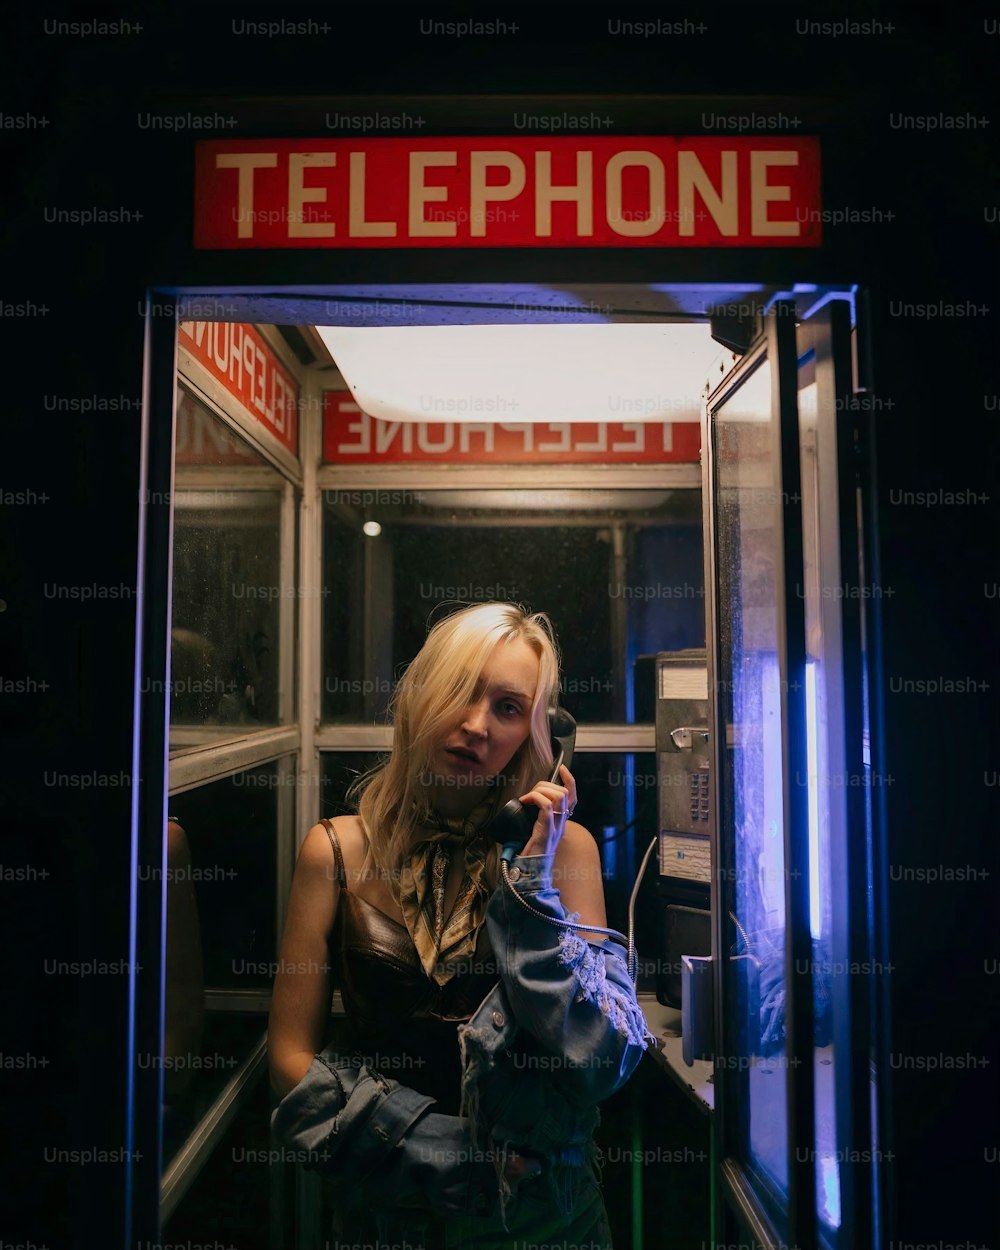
[
  {"xmin": 762, "ymin": 284, "xmax": 857, "ymax": 330},
  {"xmin": 805, "ymin": 658, "xmax": 822, "ymax": 940},
  {"xmin": 799, "ymin": 287, "xmax": 857, "ymax": 327},
  {"xmin": 124, "ymin": 307, "xmax": 155, "ymax": 1247}
]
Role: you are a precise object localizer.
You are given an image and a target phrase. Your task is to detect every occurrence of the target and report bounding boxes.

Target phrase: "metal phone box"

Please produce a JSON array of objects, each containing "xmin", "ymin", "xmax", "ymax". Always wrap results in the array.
[{"xmin": 656, "ymin": 648, "xmax": 712, "ymax": 883}]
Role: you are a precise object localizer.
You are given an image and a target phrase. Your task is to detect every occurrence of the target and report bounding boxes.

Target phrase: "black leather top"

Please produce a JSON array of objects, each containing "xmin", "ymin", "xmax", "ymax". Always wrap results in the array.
[{"xmin": 321, "ymin": 819, "xmax": 500, "ymax": 1114}]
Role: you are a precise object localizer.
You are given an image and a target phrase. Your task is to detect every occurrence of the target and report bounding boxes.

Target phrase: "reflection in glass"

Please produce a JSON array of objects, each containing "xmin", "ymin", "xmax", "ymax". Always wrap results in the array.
[
  {"xmin": 714, "ymin": 361, "xmax": 791, "ymax": 1222},
  {"xmin": 169, "ymin": 387, "xmax": 286, "ymax": 749},
  {"xmin": 160, "ymin": 760, "xmax": 283, "ymax": 1169}
]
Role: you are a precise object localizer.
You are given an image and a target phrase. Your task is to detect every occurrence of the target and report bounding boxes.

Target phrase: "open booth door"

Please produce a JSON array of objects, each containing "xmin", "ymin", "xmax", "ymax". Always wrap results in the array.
[{"xmin": 704, "ymin": 297, "xmax": 881, "ymax": 1250}]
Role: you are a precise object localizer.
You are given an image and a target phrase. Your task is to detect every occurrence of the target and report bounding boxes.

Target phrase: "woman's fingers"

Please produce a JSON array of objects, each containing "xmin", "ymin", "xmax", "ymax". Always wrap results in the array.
[
  {"xmin": 557, "ymin": 764, "xmax": 578, "ymax": 813},
  {"xmin": 518, "ymin": 771, "xmax": 576, "ymax": 810},
  {"xmin": 514, "ymin": 767, "xmax": 579, "ymax": 857},
  {"xmin": 517, "ymin": 784, "xmax": 568, "ymax": 811},
  {"xmin": 517, "ymin": 791, "xmax": 571, "ymax": 858}
]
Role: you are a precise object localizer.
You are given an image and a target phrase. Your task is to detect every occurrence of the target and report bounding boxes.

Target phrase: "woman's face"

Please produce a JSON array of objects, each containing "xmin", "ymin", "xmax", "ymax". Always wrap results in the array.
[{"xmin": 433, "ymin": 637, "xmax": 540, "ymax": 787}]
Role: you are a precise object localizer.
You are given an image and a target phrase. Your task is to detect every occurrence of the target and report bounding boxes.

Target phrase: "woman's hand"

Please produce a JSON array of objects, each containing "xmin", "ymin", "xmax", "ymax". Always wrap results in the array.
[{"xmin": 518, "ymin": 764, "xmax": 578, "ymax": 858}]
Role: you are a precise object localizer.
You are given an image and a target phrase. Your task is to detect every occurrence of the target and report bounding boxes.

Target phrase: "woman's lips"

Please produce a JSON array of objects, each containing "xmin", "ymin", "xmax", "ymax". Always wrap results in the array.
[{"xmin": 446, "ymin": 746, "xmax": 481, "ymax": 764}]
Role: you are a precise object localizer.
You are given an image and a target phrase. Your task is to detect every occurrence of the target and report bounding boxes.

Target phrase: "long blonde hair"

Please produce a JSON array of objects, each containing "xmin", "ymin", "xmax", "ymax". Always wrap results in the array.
[{"xmin": 348, "ymin": 603, "xmax": 561, "ymax": 900}]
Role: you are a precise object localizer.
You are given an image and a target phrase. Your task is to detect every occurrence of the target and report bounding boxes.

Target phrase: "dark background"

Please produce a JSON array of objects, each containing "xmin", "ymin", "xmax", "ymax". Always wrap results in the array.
[{"xmin": 2, "ymin": 6, "xmax": 997, "ymax": 1248}]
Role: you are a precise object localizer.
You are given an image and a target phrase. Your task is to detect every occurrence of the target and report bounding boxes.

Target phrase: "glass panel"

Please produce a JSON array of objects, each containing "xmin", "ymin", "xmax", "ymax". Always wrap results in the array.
[
  {"xmin": 160, "ymin": 1016, "xmax": 266, "ymax": 1168},
  {"xmin": 596, "ymin": 751, "xmax": 661, "ymax": 990},
  {"xmin": 320, "ymin": 749, "xmax": 387, "ymax": 818},
  {"xmin": 630, "ymin": 517, "xmax": 706, "ymax": 722},
  {"xmin": 713, "ymin": 360, "xmax": 790, "ymax": 1224},
  {"xmin": 321, "ymin": 487, "xmax": 701, "ymax": 724},
  {"xmin": 169, "ymin": 386, "xmax": 289, "ymax": 750},
  {"xmin": 161, "ymin": 1060, "xmax": 270, "ymax": 1231},
  {"xmin": 799, "ymin": 375, "xmax": 846, "ymax": 1236},
  {"xmin": 630, "ymin": 521, "xmax": 706, "ymax": 655},
  {"xmin": 159, "ymin": 758, "xmax": 284, "ymax": 1172}
]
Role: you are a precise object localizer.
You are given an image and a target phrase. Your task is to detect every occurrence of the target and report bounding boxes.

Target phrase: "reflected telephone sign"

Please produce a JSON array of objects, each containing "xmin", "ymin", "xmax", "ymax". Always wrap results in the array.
[
  {"xmin": 322, "ymin": 392, "xmax": 702, "ymax": 464},
  {"xmin": 178, "ymin": 320, "xmax": 299, "ymax": 456}
]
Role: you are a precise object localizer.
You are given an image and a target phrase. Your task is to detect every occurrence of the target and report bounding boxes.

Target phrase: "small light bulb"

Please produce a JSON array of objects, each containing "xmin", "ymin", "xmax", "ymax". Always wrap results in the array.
[{"xmin": 362, "ymin": 521, "xmax": 382, "ymax": 537}]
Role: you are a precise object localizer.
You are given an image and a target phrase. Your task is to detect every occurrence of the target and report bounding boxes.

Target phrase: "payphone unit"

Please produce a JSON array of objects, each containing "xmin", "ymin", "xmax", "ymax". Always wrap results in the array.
[{"xmin": 654, "ymin": 649, "xmax": 713, "ymax": 1027}]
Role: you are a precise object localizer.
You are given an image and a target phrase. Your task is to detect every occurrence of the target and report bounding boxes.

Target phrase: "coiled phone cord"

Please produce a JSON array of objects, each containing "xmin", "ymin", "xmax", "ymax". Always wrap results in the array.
[{"xmin": 500, "ymin": 835, "xmax": 659, "ymax": 984}]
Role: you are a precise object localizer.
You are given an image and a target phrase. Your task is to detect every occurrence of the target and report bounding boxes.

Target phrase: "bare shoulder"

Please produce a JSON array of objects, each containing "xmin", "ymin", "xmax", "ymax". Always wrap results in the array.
[{"xmin": 299, "ymin": 815, "xmax": 369, "ymax": 884}]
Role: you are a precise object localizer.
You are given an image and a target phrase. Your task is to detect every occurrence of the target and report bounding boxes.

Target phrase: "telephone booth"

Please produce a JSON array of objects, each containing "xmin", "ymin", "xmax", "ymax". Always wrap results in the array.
[{"xmin": 128, "ymin": 106, "xmax": 882, "ymax": 1250}]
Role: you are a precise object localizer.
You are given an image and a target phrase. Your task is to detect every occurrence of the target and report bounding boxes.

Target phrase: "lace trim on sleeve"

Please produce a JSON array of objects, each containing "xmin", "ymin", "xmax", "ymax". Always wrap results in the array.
[{"xmin": 557, "ymin": 921, "xmax": 649, "ymax": 1049}]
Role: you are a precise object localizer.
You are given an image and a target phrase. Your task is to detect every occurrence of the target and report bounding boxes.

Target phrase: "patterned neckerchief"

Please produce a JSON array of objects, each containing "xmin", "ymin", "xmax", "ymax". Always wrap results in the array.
[{"xmin": 398, "ymin": 792, "xmax": 502, "ymax": 986}]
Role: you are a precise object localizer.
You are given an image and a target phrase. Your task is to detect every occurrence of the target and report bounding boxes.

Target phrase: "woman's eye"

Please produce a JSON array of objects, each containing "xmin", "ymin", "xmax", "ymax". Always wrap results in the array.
[{"xmin": 498, "ymin": 701, "xmax": 521, "ymax": 717}]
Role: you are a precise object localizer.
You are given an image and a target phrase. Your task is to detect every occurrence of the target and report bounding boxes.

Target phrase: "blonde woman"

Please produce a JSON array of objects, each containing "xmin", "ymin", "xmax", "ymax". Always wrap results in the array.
[{"xmin": 269, "ymin": 603, "xmax": 649, "ymax": 1249}]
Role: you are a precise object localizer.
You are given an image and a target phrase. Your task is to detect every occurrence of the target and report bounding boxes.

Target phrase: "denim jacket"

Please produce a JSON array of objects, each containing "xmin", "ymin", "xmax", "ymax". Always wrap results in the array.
[{"xmin": 270, "ymin": 851, "xmax": 652, "ymax": 1229}]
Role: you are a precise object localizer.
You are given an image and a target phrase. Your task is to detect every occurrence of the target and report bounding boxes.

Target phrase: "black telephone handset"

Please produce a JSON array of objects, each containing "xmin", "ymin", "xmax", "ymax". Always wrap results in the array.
[{"xmin": 495, "ymin": 707, "xmax": 577, "ymax": 863}]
